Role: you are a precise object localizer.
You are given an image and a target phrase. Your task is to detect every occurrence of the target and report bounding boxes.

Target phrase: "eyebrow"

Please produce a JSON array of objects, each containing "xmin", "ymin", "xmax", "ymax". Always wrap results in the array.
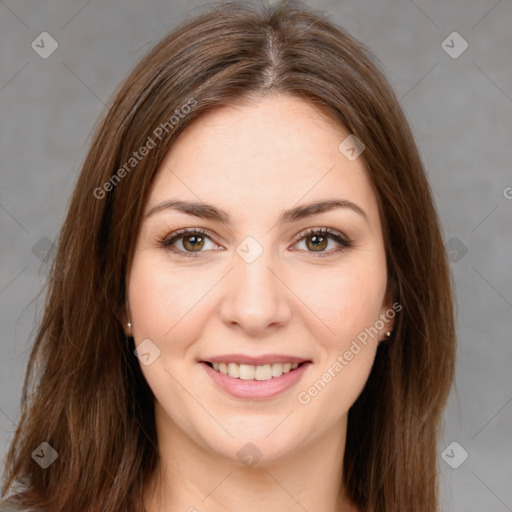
[{"xmin": 146, "ymin": 198, "xmax": 369, "ymax": 225}]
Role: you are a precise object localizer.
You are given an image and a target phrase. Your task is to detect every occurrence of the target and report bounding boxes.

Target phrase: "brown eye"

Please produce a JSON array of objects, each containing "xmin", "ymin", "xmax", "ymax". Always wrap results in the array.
[
  {"xmin": 305, "ymin": 233, "xmax": 329, "ymax": 252},
  {"xmin": 161, "ymin": 228, "xmax": 217, "ymax": 257},
  {"xmin": 181, "ymin": 233, "xmax": 205, "ymax": 252},
  {"xmin": 292, "ymin": 227, "xmax": 352, "ymax": 257}
]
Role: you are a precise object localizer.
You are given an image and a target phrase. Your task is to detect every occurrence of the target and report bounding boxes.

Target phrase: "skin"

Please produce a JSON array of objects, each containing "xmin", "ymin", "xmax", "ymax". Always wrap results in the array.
[{"xmin": 123, "ymin": 93, "xmax": 394, "ymax": 512}]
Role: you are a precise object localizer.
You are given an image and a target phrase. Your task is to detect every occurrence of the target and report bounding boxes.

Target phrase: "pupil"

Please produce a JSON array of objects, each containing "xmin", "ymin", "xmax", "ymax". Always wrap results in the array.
[
  {"xmin": 185, "ymin": 235, "xmax": 203, "ymax": 251},
  {"xmin": 308, "ymin": 234, "xmax": 327, "ymax": 251}
]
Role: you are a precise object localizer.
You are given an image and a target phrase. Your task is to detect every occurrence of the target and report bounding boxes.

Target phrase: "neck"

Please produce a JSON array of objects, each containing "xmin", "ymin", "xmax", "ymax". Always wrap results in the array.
[{"xmin": 143, "ymin": 403, "xmax": 359, "ymax": 512}]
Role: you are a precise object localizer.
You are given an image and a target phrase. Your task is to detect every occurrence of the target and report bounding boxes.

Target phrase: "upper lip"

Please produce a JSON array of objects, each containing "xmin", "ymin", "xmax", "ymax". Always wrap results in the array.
[{"xmin": 200, "ymin": 354, "xmax": 311, "ymax": 365}]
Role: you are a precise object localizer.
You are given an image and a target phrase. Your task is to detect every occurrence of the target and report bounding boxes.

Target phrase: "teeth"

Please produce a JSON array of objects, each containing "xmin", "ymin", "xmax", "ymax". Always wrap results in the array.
[
  {"xmin": 239, "ymin": 364, "xmax": 255, "ymax": 380},
  {"xmin": 254, "ymin": 364, "xmax": 272, "ymax": 380},
  {"xmin": 209, "ymin": 361, "xmax": 300, "ymax": 381},
  {"xmin": 227, "ymin": 362, "xmax": 239, "ymax": 378}
]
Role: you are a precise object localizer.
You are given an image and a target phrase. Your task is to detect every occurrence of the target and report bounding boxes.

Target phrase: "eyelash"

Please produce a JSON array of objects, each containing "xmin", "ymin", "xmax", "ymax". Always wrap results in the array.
[{"xmin": 159, "ymin": 227, "xmax": 352, "ymax": 259}]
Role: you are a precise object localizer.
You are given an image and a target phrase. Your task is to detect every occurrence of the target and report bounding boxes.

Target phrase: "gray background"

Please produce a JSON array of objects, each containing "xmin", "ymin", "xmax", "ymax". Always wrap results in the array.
[{"xmin": 1, "ymin": 0, "xmax": 511, "ymax": 510}]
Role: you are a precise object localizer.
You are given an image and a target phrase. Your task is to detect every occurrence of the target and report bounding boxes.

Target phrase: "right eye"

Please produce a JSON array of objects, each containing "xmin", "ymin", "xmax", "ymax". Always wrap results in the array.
[{"xmin": 160, "ymin": 228, "xmax": 221, "ymax": 257}]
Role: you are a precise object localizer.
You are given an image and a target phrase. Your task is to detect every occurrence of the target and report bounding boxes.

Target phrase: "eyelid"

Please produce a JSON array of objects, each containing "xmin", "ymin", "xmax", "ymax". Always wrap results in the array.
[{"xmin": 290, "ymin": 226, "xmax": 350, "ymax": 245}]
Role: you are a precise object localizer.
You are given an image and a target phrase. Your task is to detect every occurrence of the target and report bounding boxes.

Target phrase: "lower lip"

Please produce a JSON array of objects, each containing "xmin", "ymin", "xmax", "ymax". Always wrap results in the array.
[{"xmin": 200, "ymin": 362, "xmax": 311, "ymax": 400}]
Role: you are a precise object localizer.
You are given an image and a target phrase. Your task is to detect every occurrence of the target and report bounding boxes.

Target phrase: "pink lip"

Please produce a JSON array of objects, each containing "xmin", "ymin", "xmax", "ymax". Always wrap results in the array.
[
  {"xmin": 201, "ymin": 354, "xmax": 309, "ymax": 365},
  {"xmin": 200, "ymin": 361, "xmax": 312, "ymax": 400}
]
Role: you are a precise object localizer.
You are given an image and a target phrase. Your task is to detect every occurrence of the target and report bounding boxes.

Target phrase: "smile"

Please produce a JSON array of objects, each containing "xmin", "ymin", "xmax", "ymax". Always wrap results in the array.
[
  {"xmin": 200, "ymin": 361, "xmax": 311, "ymax": 400},
  {"xmin": 206, "ymin": 361, "xmax": 301, "ymax": 380}
]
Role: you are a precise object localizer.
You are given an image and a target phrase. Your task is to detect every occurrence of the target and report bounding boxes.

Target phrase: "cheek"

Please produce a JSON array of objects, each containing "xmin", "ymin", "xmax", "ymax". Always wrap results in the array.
[
  {"xmin": 294, "ymin": 266, "xmax": 385, "ymax": 420},
  {"xmin": 127, "ymin": 253, "xmax": 212, "ymax": 346},
  {"xmin": 289, "ymin": 260, "xmax": 387, "ymax": 349}
]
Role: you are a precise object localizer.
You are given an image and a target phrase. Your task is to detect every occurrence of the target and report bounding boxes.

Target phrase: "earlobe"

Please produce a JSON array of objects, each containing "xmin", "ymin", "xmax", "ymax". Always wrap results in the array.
[
  {"xmin": 120, "ymin": 303, "xmax": 132, "ymax": 338},
  {"xmin": 379, "ymin": 296, "xmax": 398, "ymax": 342},
  {"xmin": 378, "ymin": 328, "xmax": 393, "ymax": 345}
]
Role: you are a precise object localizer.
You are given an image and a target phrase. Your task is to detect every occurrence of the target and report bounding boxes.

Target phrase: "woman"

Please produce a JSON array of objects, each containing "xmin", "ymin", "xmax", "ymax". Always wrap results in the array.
[{"xmin": 0, "ymin": 1, "xmax": 456, "ymax": 511}]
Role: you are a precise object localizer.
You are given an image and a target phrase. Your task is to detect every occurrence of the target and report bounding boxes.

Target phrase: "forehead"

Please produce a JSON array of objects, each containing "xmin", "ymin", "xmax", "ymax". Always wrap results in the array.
[{"xmin": 145, "ymin": 94, "xmax": 380, "ymax": 228}]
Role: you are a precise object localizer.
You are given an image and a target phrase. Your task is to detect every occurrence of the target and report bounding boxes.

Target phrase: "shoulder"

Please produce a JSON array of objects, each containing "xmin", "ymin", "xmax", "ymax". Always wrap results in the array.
[
  {"xmin": 0, "ymin": 494, "xmax": 49, "ymax": 512},
  {"xmin": 0, "ymin": 504, "xmax": 41, "ymax": 512}
]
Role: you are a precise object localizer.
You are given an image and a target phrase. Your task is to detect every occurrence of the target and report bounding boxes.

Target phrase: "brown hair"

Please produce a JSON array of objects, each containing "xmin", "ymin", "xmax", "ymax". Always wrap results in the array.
[{"xmin": 1, "ymin": 1, "xmax": 456, "ymax": 511}]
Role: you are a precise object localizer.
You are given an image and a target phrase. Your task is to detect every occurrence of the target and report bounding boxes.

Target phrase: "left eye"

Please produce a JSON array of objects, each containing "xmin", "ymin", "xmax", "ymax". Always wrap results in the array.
[
  {"xmin": 160, "ymin": 227, "xmax": 351, "ymax": 258},
  {"xmin": 292, "ymin": 228, "xmax": 351, "ymax": 256}
]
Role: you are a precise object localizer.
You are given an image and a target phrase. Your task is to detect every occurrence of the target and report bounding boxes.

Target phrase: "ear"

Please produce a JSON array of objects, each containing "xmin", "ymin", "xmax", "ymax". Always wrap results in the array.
[
  {"xmin": 120, "ymin": 301, "xmax": 132, "ymax": 338},
  {"xmin": 121, "ymin": 271, "xmax": 133, "ymax": 337},
  {"xmin": 378, "ymin": 293, "xmax": 399, "ymax": 342}
]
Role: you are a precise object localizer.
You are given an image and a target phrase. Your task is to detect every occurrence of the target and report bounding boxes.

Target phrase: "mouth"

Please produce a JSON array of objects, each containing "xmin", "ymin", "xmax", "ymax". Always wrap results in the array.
[
  {"xmin": 202, "ymin": 360, "xmax": 308, "ymax": 381},
  {"xmin": 199, "ymin": 359, "xmax": 312, "ymax": 400}
]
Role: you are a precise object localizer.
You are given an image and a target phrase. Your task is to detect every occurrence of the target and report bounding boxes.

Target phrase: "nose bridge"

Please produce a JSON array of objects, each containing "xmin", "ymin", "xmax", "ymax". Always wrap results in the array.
[{"xmin": 220, "ymin": 235, "xmax": 291, "ymax": 332}]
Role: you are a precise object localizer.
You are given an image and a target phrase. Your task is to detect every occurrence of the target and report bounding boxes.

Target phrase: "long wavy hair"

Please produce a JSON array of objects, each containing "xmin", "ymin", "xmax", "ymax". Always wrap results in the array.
[{"xmin": 1, "ymin": 1, "xmax": 456, "ymax": 511}]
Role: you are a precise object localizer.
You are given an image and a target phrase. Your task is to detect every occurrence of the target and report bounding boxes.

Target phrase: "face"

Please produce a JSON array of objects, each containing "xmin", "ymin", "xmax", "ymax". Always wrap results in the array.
[{"xmin": 124, "ymin": 93, "xmax": 394, "ymax": 465}]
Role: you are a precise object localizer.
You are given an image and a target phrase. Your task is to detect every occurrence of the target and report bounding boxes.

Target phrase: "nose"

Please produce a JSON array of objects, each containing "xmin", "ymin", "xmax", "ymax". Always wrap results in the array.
[{"xmin": 218, "ymin": 243, "xmax": 292, "ymax": 337}]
